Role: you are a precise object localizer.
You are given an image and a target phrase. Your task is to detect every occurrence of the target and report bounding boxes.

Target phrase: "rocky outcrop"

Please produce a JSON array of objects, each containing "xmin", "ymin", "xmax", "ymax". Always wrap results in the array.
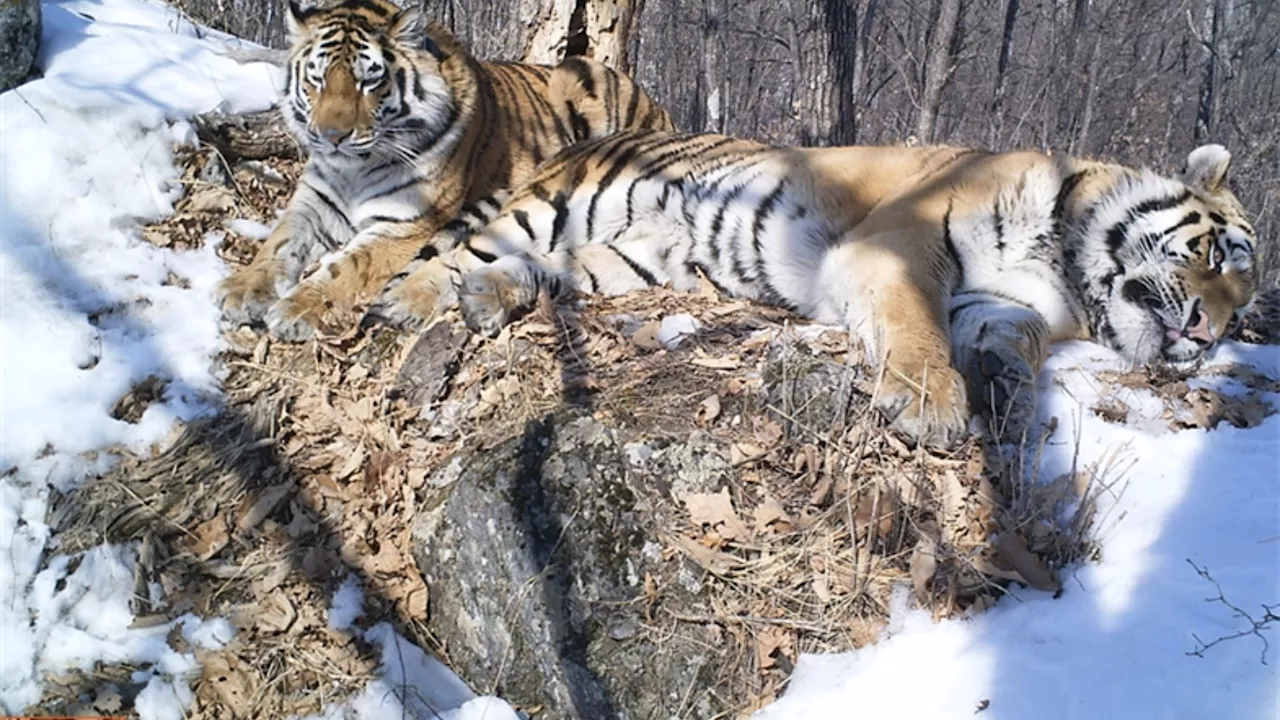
[
  {"xmin": 412, "ymin": 414, "xmax": 734, "ymax": 718},
  {"xmin": 0, "ymin": 0, "xmax": 40, "ymax": 92}
]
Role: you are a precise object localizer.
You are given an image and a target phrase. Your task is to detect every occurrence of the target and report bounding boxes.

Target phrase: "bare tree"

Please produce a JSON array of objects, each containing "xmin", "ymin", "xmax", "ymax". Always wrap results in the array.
[{"xmin": 916, "ymin": 0, "xmax": 962, "ymax": 142}]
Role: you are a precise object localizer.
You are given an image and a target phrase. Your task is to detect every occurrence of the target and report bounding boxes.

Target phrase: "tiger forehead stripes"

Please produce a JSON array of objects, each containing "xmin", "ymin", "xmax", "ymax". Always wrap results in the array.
[
  {"xmin": 217, "ymin": 0, "xmax": 674, "ymax": 341},
  {"xmin": 367, "ymin": 132, "xmax": 1260, "ymax": 448}
]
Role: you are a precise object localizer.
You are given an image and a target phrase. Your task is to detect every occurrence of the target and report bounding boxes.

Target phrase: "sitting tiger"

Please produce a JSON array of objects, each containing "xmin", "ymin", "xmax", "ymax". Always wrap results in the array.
[
  {"xmin": 365, "ymin": 131, "xmax": 1259, "ymax": 448},
  {"xmin": 218, "ymin": 0, "xmax": 674, "ymax": 340}
]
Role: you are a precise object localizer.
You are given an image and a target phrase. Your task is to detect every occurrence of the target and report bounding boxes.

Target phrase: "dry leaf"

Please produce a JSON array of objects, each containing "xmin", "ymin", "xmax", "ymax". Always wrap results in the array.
[
  {"xmin": 682, "ymin": 487, "xmax": 752, "ymax": 542},
  {"xmin": 690, "ymin": 351, "xmax": 742, "ymax": 370},
  {"xmin": 696, "ymin": 394, "xmax": 722, "ymax": 426},
  {"xmin": 667, "ymin": 534, "xmax": 741, "ymax": 576},
  {"xmin": 753, "ymin": 417, "xmax": 784, "ymax": 446},
  {"xmin": 1180, "ymin": 388, "xmax": 1272, "ymax": 430},
  {"xmin": 909, "ymin": 524, "xmax": 939, "ymax": 598},
  {"xmin": 257, "ymin": 589, "xmax": 297, "ymax": 634},
  {"xmin": 188, "ymin": 515, "xmax": 229, "ymax": 561},
  {"xmin": 753, "ymin": 496, "xmax": 793, "ymax": 534},
  {"xmin": 1092, "ymin": 397, "xmax": 1129, "ymax": 423},
  {"xmin": 187, "ymin": 186, "xmax": 236, "ymax": 213},
  {"xmin": 198, "ymin": 651, "xmax": 257, "ymax": 717},
  {"xmin": 335, "ymin": 444, "xmax": 367, "ymax": 481},
  {"xmin": 631, "ymin": 321, "xmax": 663, "ymax": 351},
  {"xmin": 730, "ymin": 442, "xmax": 767, "ymax": 466},
  {"xmin": 235, "ymin": 483, "xmax": 295, "ymax": 534},
  {"xmin": 993, "ymin": 531, "xmax": 1059, "ymax": 592},
  {"xmin": 753, "ymin": 626, "xmax": 794, "ymax": 671},
  {"xmin": 812, "ymin": 574, "xmax": 832, "ymax": 604}
]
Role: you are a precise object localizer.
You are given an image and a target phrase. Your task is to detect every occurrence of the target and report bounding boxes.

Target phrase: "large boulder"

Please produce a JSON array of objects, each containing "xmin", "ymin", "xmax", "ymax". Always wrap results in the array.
[
  {"xmin": 412, "ymin": 413, "xmax": 733, "ymax": 718},
  {"xmin": 0, "ymin": 0, "xmax": 40, "ymax": 92}
]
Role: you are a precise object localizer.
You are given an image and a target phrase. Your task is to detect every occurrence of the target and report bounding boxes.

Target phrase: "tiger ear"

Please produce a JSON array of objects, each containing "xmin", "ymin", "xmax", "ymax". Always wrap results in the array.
[
  {"xmin": 285, "ymin": 0, "xmax": 314, "ymax": 41},
  {"xmin": 1182, "ymin": 144, "xmax": 1231, "ymax": 194},
  {"xmin": 389, "ymin": 6, "xmax": 427, "ymax": 47}
]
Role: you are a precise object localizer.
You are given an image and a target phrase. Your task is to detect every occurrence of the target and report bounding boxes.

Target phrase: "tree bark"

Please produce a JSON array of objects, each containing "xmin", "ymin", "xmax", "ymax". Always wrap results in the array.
[
  {"xmin": 193, "ymin": 110, "xmax": 304, "ymax": 161},
  {"xmin": 916, "ymin": 0, "xmax": 962, "ymax": 143},
  {"xmin": 990, "ymin": 0, "xmax": 1020, "ymax": 136}
]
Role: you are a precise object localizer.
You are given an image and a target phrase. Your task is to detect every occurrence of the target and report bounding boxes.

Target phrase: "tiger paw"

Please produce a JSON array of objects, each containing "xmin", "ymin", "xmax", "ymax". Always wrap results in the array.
[
  {"xmin": 875, "ymin": 364, "xmax": 969, "ymax": 450},
  {"xmin": 964, "ymin": 344, "xmax": 1039, "ymax": 442},
  {"xmin": 456, "ymin": 265, "xmax": 526, "ymax": 338},
  {"xmin": 219, "ymin": 269, "xmax": 278, "ymax": 326},
  {"xmin": 363, "ymin": 260, "xmax": 457, "ymax": 333},
  {"xmin": 264, "ymin": 284, "xmax": 329, "ymax": 342}
]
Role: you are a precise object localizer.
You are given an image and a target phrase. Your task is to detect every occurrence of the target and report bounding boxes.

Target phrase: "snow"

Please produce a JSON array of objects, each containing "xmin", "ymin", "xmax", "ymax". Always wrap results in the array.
[
  {"xmin": 0, "ymin": 0, "xmax": 282, "ymax": 711},
  {"xmin": 309, "ymin": 579, "xmax": 521, "ymax": 720},
  {"xmin": 0, "ymin": 2, "xmax": 502, "ymax": 717},
  {"xmin": 756, "ymin": 340, "xmax": 1280, "ymax": 720}
]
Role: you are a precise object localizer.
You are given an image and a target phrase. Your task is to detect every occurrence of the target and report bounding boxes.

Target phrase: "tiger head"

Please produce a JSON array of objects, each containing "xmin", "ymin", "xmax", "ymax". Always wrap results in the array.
[
  {"xmin": 283, "ymin": 0, "xmax": 454, "ymax": 161},
  {"xmin": 1088, "ymin": 145, "xmax": 1259, "ymax": 363}
]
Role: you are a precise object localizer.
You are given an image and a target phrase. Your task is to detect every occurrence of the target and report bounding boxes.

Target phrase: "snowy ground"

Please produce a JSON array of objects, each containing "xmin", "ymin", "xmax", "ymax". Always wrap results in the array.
[
  {"xmin": 2, "ymin": 1, "xmax": 1277, "ymax": 718},
  {"xmin": 757, "ymin": 341, "xmax": 1280, "ymax": 719},
  {"xmin": 0, "ymin": 2, "xmax": 517, "ymax": 717}
]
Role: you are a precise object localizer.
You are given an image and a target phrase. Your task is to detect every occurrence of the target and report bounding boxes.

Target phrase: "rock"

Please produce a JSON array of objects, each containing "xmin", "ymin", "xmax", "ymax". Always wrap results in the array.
[
  {"xmin": 412, "ymin": 413, "xmax": 732, "ymax": 719},
  {"xmin": 0, "ymin": 0, "xmax": 41, "ymax": 92}
]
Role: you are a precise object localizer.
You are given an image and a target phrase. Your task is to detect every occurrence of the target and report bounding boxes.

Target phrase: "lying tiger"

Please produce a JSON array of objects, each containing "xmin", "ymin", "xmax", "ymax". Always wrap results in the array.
[
  {"xmin": 219, "ymin": 0, "xmax": 674, "ymax": 340},
  {"xmin": 365, "ymin": 132, "xmax": 1259, "ymax": 447}
]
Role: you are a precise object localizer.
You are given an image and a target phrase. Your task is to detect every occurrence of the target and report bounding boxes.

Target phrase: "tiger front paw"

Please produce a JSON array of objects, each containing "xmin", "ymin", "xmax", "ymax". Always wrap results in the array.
[
  {"xmin": 264, "ymin": 284, "xmax": 330, "ymax": 342},
  {"xmin": 219, "ymin": 269, "xmax": 278, "ymax": 327},
  {"xmin": 456, "ymin": 265, "xmax": 527, "ymax": 338},
  {"xmin": 964, "ymin": 344, "xmax": 1039, "ymax": 442},
  {"xmin": 362, "ymin": 260, "xmax": 458, "ymax": 333},
  {"xmin": 875, "ymin": 363, "xmax": 969, "ymax": 450}
]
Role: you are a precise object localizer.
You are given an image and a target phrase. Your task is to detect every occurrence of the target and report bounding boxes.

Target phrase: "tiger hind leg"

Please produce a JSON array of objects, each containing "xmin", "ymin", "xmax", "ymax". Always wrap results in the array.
[{"xmin": 948, "ymin": 291, "xmax": 1051, "ymax": 442}]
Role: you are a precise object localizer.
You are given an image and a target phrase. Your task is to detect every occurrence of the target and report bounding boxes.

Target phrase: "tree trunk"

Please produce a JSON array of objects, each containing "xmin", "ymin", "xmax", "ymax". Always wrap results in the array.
[
  {"xmin": 916, "ymin": 0, "xmax": 962, "ymax": 143},
  {"xmin": 989, "ymin": 0, "xmax": 1020, "ymax": 142}
]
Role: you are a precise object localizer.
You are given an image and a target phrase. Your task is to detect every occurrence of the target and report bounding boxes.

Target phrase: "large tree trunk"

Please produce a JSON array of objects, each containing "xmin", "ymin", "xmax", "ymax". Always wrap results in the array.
[{"xmin": 916, "ymin": 0, "xmax": 962, "ymax": 143}]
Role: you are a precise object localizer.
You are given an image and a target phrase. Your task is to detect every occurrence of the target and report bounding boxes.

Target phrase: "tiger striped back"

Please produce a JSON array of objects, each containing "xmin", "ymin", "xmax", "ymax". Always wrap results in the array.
[{"xmin": 218, "ymin": 0, "xmax": 675, "ymax": 341}]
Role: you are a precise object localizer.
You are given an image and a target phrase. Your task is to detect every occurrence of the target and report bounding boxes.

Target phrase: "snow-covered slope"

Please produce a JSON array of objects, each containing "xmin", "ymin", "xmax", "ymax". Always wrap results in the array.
[
  {"xmin": 0, "ymin": 2, "xmax": 515, "ymax": 717},
  {"xmin": 757, "ymin": 342, "xmax": 1280, "ymax": 719}
]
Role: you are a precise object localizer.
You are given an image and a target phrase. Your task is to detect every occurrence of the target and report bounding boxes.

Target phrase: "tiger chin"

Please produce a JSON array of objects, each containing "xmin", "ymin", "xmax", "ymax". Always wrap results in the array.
[
  {"xmin": 364, "ymin": 132, "xmax": 1259, "ymax": 449},
  {"xmin": 217, "ymin": 0, "xmax": 674, "ymax": 342}
]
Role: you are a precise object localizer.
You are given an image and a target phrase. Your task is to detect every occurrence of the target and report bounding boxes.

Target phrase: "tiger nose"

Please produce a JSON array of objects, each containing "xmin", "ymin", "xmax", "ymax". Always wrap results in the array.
[
  {"xmin": 1184, "ymin": 306, "xmax": 1217, "ymax": 344},
  {"xmin": 318, "ymin": 127, "xmax": 351, "ymax": 145}
]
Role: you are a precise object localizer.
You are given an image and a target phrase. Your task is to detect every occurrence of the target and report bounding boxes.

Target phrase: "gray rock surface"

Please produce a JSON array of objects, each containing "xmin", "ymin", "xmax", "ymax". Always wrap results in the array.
[
  {"xmin": 0, "ymin": 0, "xmax": 40, "ymax": 92},
  {"xmin": 412, "ymin": 414, "xmax": 734, "ymax": 719}
]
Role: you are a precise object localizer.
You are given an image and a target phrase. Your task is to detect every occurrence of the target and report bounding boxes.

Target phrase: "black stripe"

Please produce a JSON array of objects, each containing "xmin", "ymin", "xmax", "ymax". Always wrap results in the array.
[
  {"xmin": 585, "ymin": 142, "xmax": 651, "ymax": 241},
  {"xmin": 1163, "ymin": 211, "xmax": 1203, "ymax": 237},
  {"xmin": 1052, "ymin": 170, "xmax": 1086, "ymax": 237},
  {"xmin": 415, "ymin": 243, "xmax": 440, "ymax": 262},
  {"xmin": 608, "ymin": 245, "xmax": 658, "ymax": 286},
  {"xmin": 634, "ymin": 136, "xmax": 731, "ymax": 182},
  {"xmin": 708, "ymin": 183, "xmax": 748, "ymax": 264},
  {"xmin": 581, "ymin": 262, "xmax": 600, "ymax": 293},
  {"xmin": 1105, "ymin": 191, "xmax": 1194, "ymax": 274},
  {"xmin": 549, "ymin": 192, "xmax": 570, "ymax": 252},
  {"xmin": 512, "ymin": 210, "xmax": 537, "ymax": 241},
  {"xmin": 465, "ymin": 240, "xmax": 499, "ymax": 263},
  {"xmin": 308, "ymin": 184, "xmax": 353, "ymax": 228},
  {"xmin": 942, "ymin": 203, "xmax": 963, "ymax": 281},
  {"xmin": 369, "ymin": 174, "xmax": 426, "ymax": 200},
  {"xmin": 751, "ymin": 182, "xmax": 789, "ymax": 306},
  {"xmin": 623, "ymin": 79, "xmax": 641, "ymax": 128},
  {"xmin": 992, "ymin": 197, "xmax": 1006, "ymax": 254}
]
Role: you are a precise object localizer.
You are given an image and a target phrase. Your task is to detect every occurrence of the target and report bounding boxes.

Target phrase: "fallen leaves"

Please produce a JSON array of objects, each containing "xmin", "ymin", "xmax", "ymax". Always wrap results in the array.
[{"xmin": 683, "ymin": 487, "xmax": 752, "ymax": 544}]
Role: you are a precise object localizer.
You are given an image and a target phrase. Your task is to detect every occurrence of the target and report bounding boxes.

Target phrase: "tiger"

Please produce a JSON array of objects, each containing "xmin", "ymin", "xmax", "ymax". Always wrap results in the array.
[
  {"xmin": 363, "ymin": 131, "xmax": 1259, "ymax": 448},
  {"xmin": 217, "ymin": 0, "xmax": 675, "ymax": 341}
]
